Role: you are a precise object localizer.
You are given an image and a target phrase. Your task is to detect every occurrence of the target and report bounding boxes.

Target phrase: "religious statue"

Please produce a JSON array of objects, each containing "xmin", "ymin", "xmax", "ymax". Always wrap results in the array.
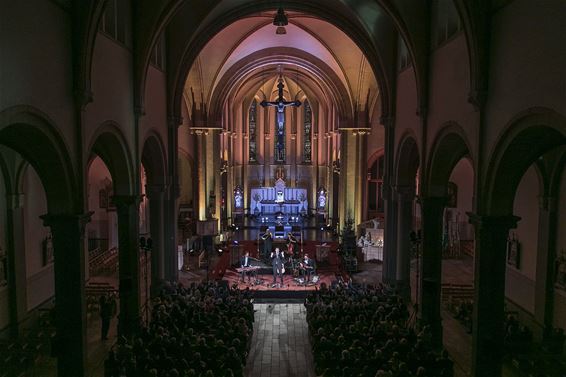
[
  {"xmin": 261, "ymin": 76, "xmax": 301, "ymax": 163},
  {"xmin": 318, "ymin": 187, "xmax": 327, "ymax": 208},
  {"xmin": 234, "ymin": 186, "xmax": 243, "ymax": 209}
]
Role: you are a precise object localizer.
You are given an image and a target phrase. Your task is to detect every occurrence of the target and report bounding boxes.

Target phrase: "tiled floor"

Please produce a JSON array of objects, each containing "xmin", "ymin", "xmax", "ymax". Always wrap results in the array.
[{"xmin": 244, "ymin": 303, "xmax": 317, "ymax": 377}]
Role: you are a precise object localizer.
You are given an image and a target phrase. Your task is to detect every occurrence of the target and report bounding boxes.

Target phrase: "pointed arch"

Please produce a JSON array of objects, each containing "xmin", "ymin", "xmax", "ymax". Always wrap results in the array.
[
  {"xmin": 87, "ymin": 121, "xmax": 135, "ymax": 196},
  {"xmin": 426, "ymin": 122, "xmax": 473, "ymax": 197},
  {"xmin": 0, "ymin": 106, "xmax": 77, "ymax": 214},
  {"xmin": 485, "ymin": 108, "xmax": 566, "ymax": 215}
]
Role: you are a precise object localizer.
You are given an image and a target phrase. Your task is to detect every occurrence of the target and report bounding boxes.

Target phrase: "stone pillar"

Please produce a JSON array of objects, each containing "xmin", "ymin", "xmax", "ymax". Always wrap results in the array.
[
  {"xmin": 419, "ymin": 196, "xmax": 445, "ymax": 347},
  {"xmin": 195, "ymin": 130, "xmax": 207, "ymax": 221},
  {"xmin": 534, "ymin": 196, "xmax": 558, "ymax": 338},
  {"xmin": 165, "ymin": 116, "xmax": 180, "ymax": 282},
  {"xmin": 381, "ymin": 116, "xmax": 397, "ymax": 284},
  {"xmin": 468, "ymin": 213, "xmax": 519, "ymax": 377},
  {"xmin": 41, "ymin": 213, "xmax": 91, "ymax": 377},
  {"xmin": 338, "ymin": 130, "xmax": 362, "ymax": 232},
  {"xmin": 395, "ymin": 186, "xmax": 415, "ymax": 299},
  {"xmin": 113, "ymin": 195, "xmax": 141, "ymax": 338},
  {"xmin": 6, "ymin": 193, "xmax": 27, "ymax": 338},
  {"xmin": 145, "ymin": 184, "xmax": 166, "ymax": 295}
]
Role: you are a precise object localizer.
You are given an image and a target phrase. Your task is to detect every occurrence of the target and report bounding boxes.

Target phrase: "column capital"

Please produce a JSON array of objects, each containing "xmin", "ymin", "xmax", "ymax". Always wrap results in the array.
[
  {"xmin": 394, "ymin": 185, "xmax": 416, "ymax": 201},
  {"xmin": 41, "ymin": 212, "xmax": 93, "ymax": 230},
  {"xmin": 467, "ymin": 213, "xmax": 520, "ymax": 231},
  {"xmin": 112, "ymin": 195, "xmax": 142, "ymax": 208},
  {"xmin": 417, "ymin": 195, "xmax": 447, "ymax": 208}
]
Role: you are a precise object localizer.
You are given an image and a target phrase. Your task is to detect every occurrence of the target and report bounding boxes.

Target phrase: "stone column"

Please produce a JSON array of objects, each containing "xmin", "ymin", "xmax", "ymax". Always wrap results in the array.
[
  {"xmin": 419, "ymin": 196, "xmax": 446, "ymax": 347},
  {"xmin": 41, "ymin": 213, "xmax": 91, "ymax": 377},
  {"xmin": 395, "ymin": 186, "xmax": 415, "ymax": 299},
  {"xmin": 381, "ymin": 116, "xmax": 397, "ymax": 284},
  {"xmin": 468, "ymin": 213, "xmax": 519, "ymax": 377},
  {"xmin": 195, "ymin": 130, "xmax": 207, "ymax": 221},
  {"xmin": 534, "ymin": 196, "xmax": 558, "ymax": 338},
  {"xmin": 164, "ymin": 116, "xmax": 181, "ymax": 282},
  {"xmin": 338, "ymin": 130, "xmax": 360, "ymax": 232},
  {"xmin": 145, "ymin": 184, "xmax": 166, "ymax": 295},
  {"xmin": 6, "ymin": 193, "xmax": 27, "ymax": 338},
  {"xmin": 113, "ymin": 195, "xmax": 141, "ymax": 338}
]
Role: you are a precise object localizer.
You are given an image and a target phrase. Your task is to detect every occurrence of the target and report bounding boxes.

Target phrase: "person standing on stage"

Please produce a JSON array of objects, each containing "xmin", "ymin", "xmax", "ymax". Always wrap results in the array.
[
  {"xmin": 286, "ymin": 231, "xmax": 298, "ymax": 258},
  {"xmin": 271, "ymin": 247, "xmax": 285, "ymax": 288},
  {"xmin": 240, "ymin": 251, "xmax": 252, "ymax": 282},
  {"xmin": 262, "ymin": 228, "xmax": 273, "ymax": 258}
]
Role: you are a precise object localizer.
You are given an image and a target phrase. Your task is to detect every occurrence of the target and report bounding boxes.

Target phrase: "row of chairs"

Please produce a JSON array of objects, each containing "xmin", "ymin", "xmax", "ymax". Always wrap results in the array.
[{"xmin": 86, "ymin": 282, "xmax": 118, "ymax": 317}]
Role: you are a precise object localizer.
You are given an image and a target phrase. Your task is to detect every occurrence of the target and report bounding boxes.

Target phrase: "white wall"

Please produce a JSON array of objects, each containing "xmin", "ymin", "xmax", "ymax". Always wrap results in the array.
[
  {"xmin": 447, "ymin": 157, "xmax": 474, "ymax": 240},
  {"xmin": 23, "ymin": 165, "xmax": 53, "ymax": 311},
  {"xmin": 505, "ymin": 165, "xmax": 539, "ymax": 314},
  {"xmin": 86, "ymin": 157, "xmax": 118, "ymax": 250}
]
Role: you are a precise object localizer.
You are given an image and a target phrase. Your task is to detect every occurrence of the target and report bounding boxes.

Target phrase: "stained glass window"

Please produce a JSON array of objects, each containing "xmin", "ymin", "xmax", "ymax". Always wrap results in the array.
[
  {"xmin": 249, "ymin": 99, "xmax": 257, "ymax": 162},
  {"xmin": 303, "ymin": 99, "xmax": 312, "ymax": 163},
  {"xmin": 274, "ymin": 105, "xmax": 286, "ymax": 163}
]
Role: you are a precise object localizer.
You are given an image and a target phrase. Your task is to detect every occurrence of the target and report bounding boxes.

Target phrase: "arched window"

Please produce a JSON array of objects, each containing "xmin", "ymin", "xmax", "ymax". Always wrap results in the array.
[
  {"xmin": 249, "ymin": 99, "xmax": 257, "ymax": 162},
  {"xmin": 368, "ymin": 154, "xmax": 385, "ymax": 217},
  {"xmin": 274, "ymin": 105, "xmax": 286, "ymax": 163},
  {"xmin": 303, "ymin": 99, "xmax": 312, "ymax": 163}
]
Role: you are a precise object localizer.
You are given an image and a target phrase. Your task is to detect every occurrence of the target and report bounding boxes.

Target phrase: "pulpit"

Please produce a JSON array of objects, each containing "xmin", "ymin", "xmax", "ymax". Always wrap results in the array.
[{"xmin": 315, "ymin": 244, "xmax": 330, "ymax": 263}]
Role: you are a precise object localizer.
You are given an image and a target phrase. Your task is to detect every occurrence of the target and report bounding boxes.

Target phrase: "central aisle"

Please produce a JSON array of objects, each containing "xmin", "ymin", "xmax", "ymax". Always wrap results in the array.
[{"xmin": 244, "ymin": 303, "xmax": 317, "ymax": 377}]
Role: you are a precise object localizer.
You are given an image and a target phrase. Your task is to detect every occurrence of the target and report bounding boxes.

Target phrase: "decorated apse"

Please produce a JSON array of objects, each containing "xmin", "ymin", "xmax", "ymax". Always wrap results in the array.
[{"xmin": 182, "ymin": 9, "xmax": 382, "ymax": 231}]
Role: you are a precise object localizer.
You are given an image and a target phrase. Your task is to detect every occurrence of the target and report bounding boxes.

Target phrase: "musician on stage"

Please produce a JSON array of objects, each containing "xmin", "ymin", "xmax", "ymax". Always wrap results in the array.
[
  {"xmin": 240, "ymin": 251, "xmax": 253, "ymax": 283},
  {"xmin": 286, "ymin": 231, "xmax": 298, "ymax": 258},
  {"xmin": 271, "ymin": 248, "xmax": 285, "ymax": 288},
  {"xmin": 300, "ymin": 253, "xmax": 315, "ymax": 283},
  {"xmin": 261, "ymin": 228, "xmax": 273, "ymax": 258}
]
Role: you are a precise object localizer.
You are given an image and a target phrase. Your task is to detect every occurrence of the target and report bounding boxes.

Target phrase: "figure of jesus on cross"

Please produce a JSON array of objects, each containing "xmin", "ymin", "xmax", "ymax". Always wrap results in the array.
[{"xmin": 260, "ymin": 76, "xmax": 301, "ymax": 162}]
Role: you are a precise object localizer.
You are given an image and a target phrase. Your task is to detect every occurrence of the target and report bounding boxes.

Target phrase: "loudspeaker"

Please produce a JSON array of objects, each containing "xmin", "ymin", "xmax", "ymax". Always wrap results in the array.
[{"xmin": 275, "ymin": 225, "xmax": 284, "ymax": 232}]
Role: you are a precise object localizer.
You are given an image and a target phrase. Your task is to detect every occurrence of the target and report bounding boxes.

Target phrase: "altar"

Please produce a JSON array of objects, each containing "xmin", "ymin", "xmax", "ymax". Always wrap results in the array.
[{"xmin": 250, "ymin": 178, "xmax": 307, "ymax": 216}]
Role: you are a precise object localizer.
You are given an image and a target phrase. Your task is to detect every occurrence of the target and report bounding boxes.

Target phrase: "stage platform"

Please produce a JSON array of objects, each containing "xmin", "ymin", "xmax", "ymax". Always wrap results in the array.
[{"xmin": 222, "ymin": 268, "xmax": 345, "ymax": 299}]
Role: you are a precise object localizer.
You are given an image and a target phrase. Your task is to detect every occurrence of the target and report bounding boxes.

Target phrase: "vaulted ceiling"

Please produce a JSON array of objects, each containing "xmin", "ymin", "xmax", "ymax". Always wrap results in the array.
[{"xmin": 183, "ymin": 10, "xmax": 380, "ymax": 127}]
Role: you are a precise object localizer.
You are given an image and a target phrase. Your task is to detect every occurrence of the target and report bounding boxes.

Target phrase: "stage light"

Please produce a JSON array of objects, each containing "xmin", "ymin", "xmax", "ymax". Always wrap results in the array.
[
  {"xmin": 320, "ymin": 227, "xmax": 324, "ymax": 231},
  {"xmin": 235, "ymin": 226, "xmax": 239, "ymax": 230}
]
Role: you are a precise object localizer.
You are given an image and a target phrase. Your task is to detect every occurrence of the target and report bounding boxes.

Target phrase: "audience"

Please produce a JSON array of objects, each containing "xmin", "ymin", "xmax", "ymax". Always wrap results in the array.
[
  {"xmin": 305, "ymin": 283, "xmax": 453, "ymax": 377},
  {"xmin": 104, "ymin": 281, "xmax": 253, "ymax": 377}
]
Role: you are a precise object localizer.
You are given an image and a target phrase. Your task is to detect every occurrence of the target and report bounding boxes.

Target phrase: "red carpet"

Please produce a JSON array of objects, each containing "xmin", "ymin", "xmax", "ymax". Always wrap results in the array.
[{"xmin": 209, "ymin": 240, "xmax": 348, "ymax": 292}]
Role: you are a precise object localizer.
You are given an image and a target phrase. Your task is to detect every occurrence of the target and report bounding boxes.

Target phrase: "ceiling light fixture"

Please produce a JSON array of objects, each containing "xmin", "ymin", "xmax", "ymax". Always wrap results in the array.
[{"xmin": 273, "ymin": 7, "xmax": 288, "ymax": 35}]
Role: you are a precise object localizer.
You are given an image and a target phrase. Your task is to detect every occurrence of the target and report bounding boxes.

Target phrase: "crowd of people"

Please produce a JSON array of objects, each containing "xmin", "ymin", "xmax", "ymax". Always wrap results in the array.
[
  {"xmin": 104, "ymin": 281, "xmax": 254, "ymax": 377},
  {"xmin": 305, "ymin": 284, "xmax": 453, "ymax": 377}
]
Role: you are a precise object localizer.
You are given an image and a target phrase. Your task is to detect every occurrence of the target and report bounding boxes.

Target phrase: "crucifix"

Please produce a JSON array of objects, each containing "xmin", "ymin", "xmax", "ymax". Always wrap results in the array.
[{"xmin": 260, "ymin": 76, "xmax": 301, "ymax": 162}]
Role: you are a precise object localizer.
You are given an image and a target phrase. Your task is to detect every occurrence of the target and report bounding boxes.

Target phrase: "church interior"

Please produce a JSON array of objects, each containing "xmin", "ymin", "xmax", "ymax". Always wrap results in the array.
[{"xmin": 1, "ymin": 1, "xmax": 566, "ymax": 376}]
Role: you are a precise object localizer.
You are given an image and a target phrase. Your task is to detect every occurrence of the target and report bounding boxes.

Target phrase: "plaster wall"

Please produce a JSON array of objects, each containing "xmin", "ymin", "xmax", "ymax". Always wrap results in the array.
[
  {"xmin": 505, "ymin": 165, "xmax": 539, "ymax": 313},
  {"xmin": 0, "ymin": 0, "xmax": 75, "ymax": 157}
]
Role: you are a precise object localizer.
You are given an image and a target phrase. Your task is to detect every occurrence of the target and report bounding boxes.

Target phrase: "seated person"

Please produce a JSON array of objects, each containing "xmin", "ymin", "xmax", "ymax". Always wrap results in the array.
[
  {"xmin": 301, "ymin": 253, "xmax": 316, "ymax": 282},
  {"xmin": 240, "ymin": 251, "xmax": 254, "ymax": 282}
]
